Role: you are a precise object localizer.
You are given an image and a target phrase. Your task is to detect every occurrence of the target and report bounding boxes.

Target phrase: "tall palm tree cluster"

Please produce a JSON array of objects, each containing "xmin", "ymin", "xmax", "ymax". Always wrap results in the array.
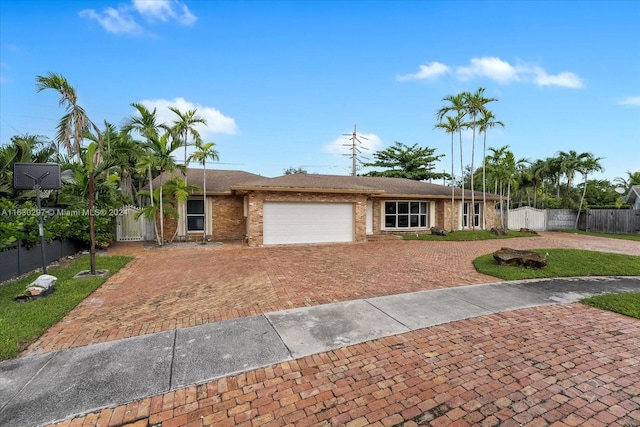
[
  {"xmin": 435, "ymin": 88, "xmax": 503, "ymax": 230},
  {"xmin": 434, "ymin": 88, "xmax": 631, "ymax": 230},
  {"xmin": 1, "ymin": 72, "xmax": 219, "ymax": 253}
]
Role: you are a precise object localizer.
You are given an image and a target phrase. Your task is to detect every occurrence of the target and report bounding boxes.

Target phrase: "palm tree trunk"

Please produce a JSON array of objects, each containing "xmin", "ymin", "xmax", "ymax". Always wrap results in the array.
[
  {"xmin": 202, "ymin": 169, "xmax": 207, "ymax": 242},
  {"xmin": 450, "ymin": 134, "xmax": 454, "ymax": 231},
  {"xmin": 575, "ymin": 173, "xmax": 588, "ymax": 230},
  {"xmin": 470, "ymin": 128, "xmax": 476, "ymax": 230},
  {"xmin": 159, "ymin": 184, "xmax": 164, "ymax": 245},
  {"xmin": 459, "ymin": 131, "xmax": 464, "ymax": 230},
  {"xmin": 482, "ymin": 133, "xmax": 487, "ymax": 229}
]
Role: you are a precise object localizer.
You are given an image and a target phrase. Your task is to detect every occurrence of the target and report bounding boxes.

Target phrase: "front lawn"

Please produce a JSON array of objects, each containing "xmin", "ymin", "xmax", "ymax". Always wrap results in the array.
[
  {"xmin": 473, "ymin": 248, "xmax": 640, "ymax": 280},
  {"xmin": 0, "ymin": 255, "xmax": 131, "ymax": 360},
  {"xmin": 582, "ymin": 293, "xmax": 640, "ymax": 319},
  {"xmin": 474, "ymin": 248, "xmax": 640, "ymax": 319},
  {"xmin": 403, "ymin": 229, "xmax": 540, "ymax": 241}
]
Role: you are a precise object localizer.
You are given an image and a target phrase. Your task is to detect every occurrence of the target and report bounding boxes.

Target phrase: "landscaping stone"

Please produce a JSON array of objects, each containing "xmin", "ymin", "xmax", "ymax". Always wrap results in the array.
[
  {"xmin": 491, "ymin": 226, "xmax": 508, "ymax": 235},
  {"xmin": 493, "ymin": 247, "xmax": 547, "ymax": 269},
  {"xmin": 430, "ymin": 226, "xmax": 448, "ymax": 236}
]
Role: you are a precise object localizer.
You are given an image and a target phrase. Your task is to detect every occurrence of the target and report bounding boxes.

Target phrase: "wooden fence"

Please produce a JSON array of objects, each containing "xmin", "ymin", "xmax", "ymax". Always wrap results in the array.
[
  {"xmin": 507, "ymin": 208, "xmax": 638, "ymax": 234},
  {"xmin": 585, "ymin": 209, "xmax": 640, "ymax": 234}
]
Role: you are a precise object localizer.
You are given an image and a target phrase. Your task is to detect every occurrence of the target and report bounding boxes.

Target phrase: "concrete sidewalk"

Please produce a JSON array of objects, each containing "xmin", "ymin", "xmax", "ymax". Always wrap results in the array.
[{"xmin": 2, "ymin": 276, "xmax": 639, "ymax": 427}]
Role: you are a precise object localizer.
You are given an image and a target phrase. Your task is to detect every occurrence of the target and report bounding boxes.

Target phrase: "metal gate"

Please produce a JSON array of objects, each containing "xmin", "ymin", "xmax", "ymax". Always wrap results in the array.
[
  {"xmin": 116, "ymin": 205, "xmax": 148, "ymax": 241},
  {"xmin": 507, "ymin": 207, "xmax": 547, "ymax": 230}
]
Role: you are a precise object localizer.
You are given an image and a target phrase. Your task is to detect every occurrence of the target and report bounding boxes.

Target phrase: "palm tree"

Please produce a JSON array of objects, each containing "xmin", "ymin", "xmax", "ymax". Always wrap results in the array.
[
  {"xmin": 188, "ymin": 141, "xmax": 220, "ymax": 242},
  {"xmin": 169, "ymin": 107, "xmax": 207, "ymax": 240},
  {"xmin": 462, "ymin": 88, "xmax": 497, "ymax": 229},
  {"xmin": 36, "ymin": 72, "xmax": 103, "ymax": 274},
  {"xmin": 476, "ymin": 109, "xmax": 504, "ymax": 228},
  {"xmin": 575, "ymin": 154, "xmax": 604, "ymax": 228},
  {"xmin": 437, "ymin": 93, "xmax": 467, "ymax": 228},
  {"xmin": 35, "ymin": 72, "xmax": 100, "ymax": 162},
  {"xmin": 122, "ymin": 103, "xmax": 169, "ymax": 206},
  {"xmin": 529, "ymin": 159, "xmax": 548, "ymax": 209},
  {"xmin": 487, "ymin": 145, "xmax": 512, "ymax": 227},
  {"xmin": 557, "ymin": 150, "xmax": 589, "ymax": 198},
  {"xmin": 139, "ymin": 131, "xmax": 184, "ymax": 244},
  {"xmin": 434, "ymin": 115, "xmax": 462, "ymax": 231}
]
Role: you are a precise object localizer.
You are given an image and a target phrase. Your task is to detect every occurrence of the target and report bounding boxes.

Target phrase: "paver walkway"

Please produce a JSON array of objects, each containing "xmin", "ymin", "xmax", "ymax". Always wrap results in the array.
[
  {"xmin": 25, "ymin": 232, "xmax": 640, "ymax": 355},
  {"xmin": 16, "ymin": 232, "xmax": 640, "ymax": 426}
]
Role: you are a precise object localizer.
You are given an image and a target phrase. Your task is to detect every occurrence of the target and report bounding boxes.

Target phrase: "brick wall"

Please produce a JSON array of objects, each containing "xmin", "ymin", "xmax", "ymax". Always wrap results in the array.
[
  {"xmin": 157, "ymin": 194, "xmax": 500, "ymax": 244},
  {"xmin": 211, "ymin": 195, "xmax": 246, "ymax": 240}
]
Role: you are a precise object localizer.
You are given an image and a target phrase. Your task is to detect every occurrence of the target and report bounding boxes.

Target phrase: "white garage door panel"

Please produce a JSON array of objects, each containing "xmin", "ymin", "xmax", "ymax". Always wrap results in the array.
[{"xmin": 263, "ymin": 202, "xmax": 353, "ymax": 245}]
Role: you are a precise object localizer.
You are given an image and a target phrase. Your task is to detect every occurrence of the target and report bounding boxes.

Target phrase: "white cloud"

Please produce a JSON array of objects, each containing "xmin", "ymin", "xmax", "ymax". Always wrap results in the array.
[
  {"xmin": 618, "ymin": 96, "xmax": 640, "ymax": 106},
  {"xmin": 80, "ymin": 0, "xmax": 196, "ymax": 35},
  {"xmin": 530, "ymin": 66, "xmax": 584, "ymax": 88},
  {"xmin": 79, "ymin": 7, "xmax": 144, "ymax": 36},
  {"xmin": 138, "ymin": 97, "xmax": 238, "ymax": 139},
  {"xmin": 396, "ymin": 62, "xmax": 449, "ymax": 81},
  {"xmin": 457, "ymin": 57, "xmax": 519, "ymax": 84},
  {"xmin": 400, "ymin": 56, "xmax": 584, "ymax": 89},
  {"xmin": 323, "ymin": 132, "xmax": 383, "ymax": 156},
  {"xmin": 132, "ymin": 0, "xmax": 196, "ymax": 26}
]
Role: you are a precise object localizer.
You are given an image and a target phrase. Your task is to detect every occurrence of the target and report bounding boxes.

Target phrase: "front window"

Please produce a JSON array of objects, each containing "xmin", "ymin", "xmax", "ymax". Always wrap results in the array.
[
  {"xmin": 187, "ymin": 199, "xmax": 205, "ymax": 232},
  {"xmin": 384, "ymin": 201, "xmax": 428, "ymax": 229},
  {"xmin": 463, "ymin": 202, "xmax": 481, "ymax": 228}
]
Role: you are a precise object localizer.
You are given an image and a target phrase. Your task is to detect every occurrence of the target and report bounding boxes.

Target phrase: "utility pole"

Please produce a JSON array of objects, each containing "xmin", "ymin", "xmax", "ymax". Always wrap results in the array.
[{"xmin": 342, "ymin": 124, "xmax": 368, "ymax": 176}]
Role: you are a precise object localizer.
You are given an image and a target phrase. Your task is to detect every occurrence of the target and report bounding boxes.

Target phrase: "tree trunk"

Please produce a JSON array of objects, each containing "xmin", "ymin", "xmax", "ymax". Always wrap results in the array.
[{"xmin": 89, "ymin": 172, "xmax": 96, "ymax": 274}]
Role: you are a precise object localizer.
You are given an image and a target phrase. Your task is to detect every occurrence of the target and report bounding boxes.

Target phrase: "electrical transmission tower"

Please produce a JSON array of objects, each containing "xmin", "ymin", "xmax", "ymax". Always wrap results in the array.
[{"xmin": 342, "ymin": 124, "xmax": 368, "ymax": 176}]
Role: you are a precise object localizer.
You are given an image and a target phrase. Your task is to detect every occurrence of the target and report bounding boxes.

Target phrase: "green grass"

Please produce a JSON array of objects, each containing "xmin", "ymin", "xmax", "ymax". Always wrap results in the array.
[
  {"xmin": 0, "ymin": 255, "xmax": 131, "ymax": 360},
  {"xmin": 582, "ymin": 293, "xmax": 640, "ymax": 319},
  {"xmin": 473, "ymin": 248, "xmax": 640, "ymax": 281},
  {"xmin": 560, "ymin": 230, "xmax": 640, "ymax": 242},
  {"xmin": 402, "ymin": 229, "xmax": 541, "ymax": 241},
  {"xmin": 474, "ymin": 248, "xmax": 640, "ymax": 319}
]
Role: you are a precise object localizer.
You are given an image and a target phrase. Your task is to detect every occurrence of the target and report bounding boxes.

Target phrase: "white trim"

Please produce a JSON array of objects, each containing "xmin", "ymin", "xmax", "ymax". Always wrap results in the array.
[{"xmin": 366, "ymin": 200, "xmax": 373, "ymax": 234}]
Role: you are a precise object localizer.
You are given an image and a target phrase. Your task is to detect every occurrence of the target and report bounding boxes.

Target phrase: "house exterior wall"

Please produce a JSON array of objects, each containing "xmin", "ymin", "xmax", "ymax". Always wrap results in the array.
[
  {"xmin": 246, "ymin": 191, "xmax": 368, "ymax": 247},
  {"xmin": 158, "ymin": 194, "xmax": 500, "ymax": 244},
  {"xmin": 210, "ymin": 195, "xmax": 246, "ymax": 240},
  {"xmin": 157, "ymin": 195, "xmax": 246, "ymax": 242}
]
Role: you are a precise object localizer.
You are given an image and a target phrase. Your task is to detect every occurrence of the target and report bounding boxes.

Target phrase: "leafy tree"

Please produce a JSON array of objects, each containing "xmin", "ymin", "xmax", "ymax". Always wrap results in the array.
[
  {"xmin": 188, "ymin": 141, "xmax": 220, "ymax": 242},
  {"xmin": 360, "ymin": 142, "xmax": 449, "ymax": 181},
  {"xmin": 284, "ymin": 167, "xmax": 308, "ymax": 175}
]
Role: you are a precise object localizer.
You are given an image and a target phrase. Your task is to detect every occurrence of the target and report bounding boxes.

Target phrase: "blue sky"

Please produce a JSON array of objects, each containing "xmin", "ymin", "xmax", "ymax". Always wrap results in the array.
[{"xmin": 1, "ymin": 0, "xmax": 639, "ymax": 182}]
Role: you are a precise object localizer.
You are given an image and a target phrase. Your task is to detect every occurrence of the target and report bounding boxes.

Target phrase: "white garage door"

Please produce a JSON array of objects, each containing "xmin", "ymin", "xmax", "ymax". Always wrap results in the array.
[{"xmin": 263, "ymin": 202, "xmax": 353, "ymax": 245}]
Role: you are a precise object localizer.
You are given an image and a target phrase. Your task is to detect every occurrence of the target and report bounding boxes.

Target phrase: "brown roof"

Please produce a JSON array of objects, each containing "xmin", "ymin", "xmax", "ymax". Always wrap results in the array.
[
  {"xmin": 148, "ymin": 169, "xmax": 264, "ymax": 194},
  {"xmin": 232, "ymin": 173, "xmax": 501, "ymax": 200},
  {"xmin": 148, "ymin": 169, "xmax": 501, "ymax": 200}
]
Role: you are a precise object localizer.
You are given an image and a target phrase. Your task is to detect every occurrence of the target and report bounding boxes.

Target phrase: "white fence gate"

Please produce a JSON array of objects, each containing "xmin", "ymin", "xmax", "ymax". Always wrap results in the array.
[
  {"xmin": 116, "ymin": 205, "xmax": 150, "ymax": 241},
  {"xmin": 507, "ymin": 207, "xmax": 547, "ymax": 230}
]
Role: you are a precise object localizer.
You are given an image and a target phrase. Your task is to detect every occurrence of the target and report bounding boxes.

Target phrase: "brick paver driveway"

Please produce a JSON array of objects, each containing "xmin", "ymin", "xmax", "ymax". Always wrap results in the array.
[{"xmin": 42, "ymin": 232, "xmax": 640, "ymax": 427}]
